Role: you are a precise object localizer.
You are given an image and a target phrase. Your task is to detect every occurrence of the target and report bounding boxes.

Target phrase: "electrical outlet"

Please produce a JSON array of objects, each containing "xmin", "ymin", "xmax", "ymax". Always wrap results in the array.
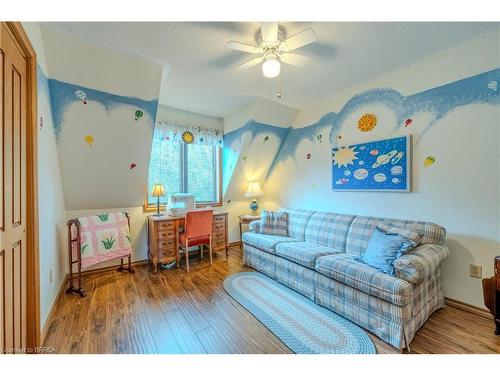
[
  {"xmin": 469, "ymin": 264, "xmax": 482, "ymax": 279},
  {"xmin": 49, "ymin": 269, "xmax": 53, "ymax": 284}
]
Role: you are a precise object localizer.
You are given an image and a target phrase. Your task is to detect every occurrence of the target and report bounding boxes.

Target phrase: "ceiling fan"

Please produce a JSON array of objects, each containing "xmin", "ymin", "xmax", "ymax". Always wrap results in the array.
[{"xmin": 227, "ymin": 22, "xmax": 317, "ymax": 78}]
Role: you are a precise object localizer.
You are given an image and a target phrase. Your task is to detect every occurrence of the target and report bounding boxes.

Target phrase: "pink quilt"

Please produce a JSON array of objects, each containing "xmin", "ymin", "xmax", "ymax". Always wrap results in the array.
[{"xmin": 74, "ymin": 212, "xmax": 132, "ymax": 269}]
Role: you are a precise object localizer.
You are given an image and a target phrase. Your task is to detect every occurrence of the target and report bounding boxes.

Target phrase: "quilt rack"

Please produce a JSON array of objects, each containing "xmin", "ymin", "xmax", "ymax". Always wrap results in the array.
[{"xmin": 66, "ymin": 212, "xmax": 135, "ymax": 297}]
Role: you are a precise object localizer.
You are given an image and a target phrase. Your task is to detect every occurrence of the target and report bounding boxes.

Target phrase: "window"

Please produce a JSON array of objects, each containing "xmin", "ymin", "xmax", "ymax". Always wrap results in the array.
[{"xmin": 147, "ymin": 138, "xmax": 221, "ymax": 207}]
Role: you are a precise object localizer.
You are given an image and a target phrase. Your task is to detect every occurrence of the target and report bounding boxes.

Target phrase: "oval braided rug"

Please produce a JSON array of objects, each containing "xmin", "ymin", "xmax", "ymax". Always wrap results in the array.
[{"xmin": 224, "ymin": 272, "xmax": 376, "ymax": 354}]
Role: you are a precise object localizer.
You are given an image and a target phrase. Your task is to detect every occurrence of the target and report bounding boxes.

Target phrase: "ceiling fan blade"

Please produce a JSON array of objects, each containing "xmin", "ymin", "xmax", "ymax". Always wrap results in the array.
[
  {"xmin": 280, "ymin": 53, "xmax": 311, "ymax": 67},
  {"xmin": 227, "ymin": 41, "xmax": 260, "ymax": 54},
  {"xmin": 260, "ymin": 22, "xmax": 278, "ymax": 42},
  {"xmin": 281, "ymin": 28, "xmax": 317, "ymax": 51},
  {"xmin": 236, "ymin": 57, "xmax": 264, "ymax": 70}
]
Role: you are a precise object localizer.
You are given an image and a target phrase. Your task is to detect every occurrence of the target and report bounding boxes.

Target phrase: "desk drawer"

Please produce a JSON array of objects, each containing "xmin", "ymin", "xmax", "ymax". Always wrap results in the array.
[
  {"xmin": 157, "ymin": 229, "xmax": 176, "ymax": 240},
  {"xmin": 213, "ymin": 231, "xmax": 225, "ymax": 241},
  {"xmin": 159, "ymin": 248, "xmax": 177, "ymax": 262},
  {"xmin": 158, "ymin": 221, "xmax": 175, "ymax": 231},
  {"xmin": 158, "ymin": 238, "xmax": 176, "ymax": 249},
  {"xmin": 213, "ymin": 239, "xmax": 226, "ymax": 250},
  {"xmin": 213, "ymin": 222, "xmax": 225, "ymax": 233},
  {"xmin": 158, "ymin": 238, "xmax": 177, "ymax": 263},
  {"xmin": 214, "ymin": 214, "xmax": 226, "ymax": 223}
]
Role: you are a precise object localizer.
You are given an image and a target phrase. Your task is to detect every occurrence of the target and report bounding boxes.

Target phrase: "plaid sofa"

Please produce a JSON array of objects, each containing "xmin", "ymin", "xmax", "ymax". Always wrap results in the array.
[{"xmin": 242, "ymin": 208, "xmax": 449, "ymax": 350}]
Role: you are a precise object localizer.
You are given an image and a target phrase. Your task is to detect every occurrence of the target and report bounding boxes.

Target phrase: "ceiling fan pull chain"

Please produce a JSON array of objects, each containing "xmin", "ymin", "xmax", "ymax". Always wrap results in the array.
[{"xmin": 276, "ymin": 73, "xmax": 283, "ymax": 99}]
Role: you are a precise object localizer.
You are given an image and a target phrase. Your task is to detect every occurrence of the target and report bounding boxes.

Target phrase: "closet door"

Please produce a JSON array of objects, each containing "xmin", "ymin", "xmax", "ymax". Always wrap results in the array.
[{"xmin": 0, "ymin": 23, "xmax": 28, "ymax": 354}]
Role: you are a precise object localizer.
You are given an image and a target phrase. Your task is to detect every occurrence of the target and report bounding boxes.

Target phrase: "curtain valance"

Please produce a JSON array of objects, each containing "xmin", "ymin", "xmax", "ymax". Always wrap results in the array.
[{"xmin": 154, "ymin": 121, "xmax": 223, "ymax": 147}]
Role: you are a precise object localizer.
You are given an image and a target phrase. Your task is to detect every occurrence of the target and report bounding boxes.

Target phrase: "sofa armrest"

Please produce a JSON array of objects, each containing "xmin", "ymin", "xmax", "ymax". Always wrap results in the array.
[
  {"xmin": 394, "ymin": 244, "xmax": 449, "ymax": 284},
  {"xmin": 248, "ymin": 220, "xmax": 260, "ymax": 233}
]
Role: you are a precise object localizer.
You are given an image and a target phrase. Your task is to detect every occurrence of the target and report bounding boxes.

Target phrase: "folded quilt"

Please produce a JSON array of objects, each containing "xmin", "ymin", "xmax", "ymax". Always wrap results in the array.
[{"xmin": 75, "ymin": 212, "xmax": 132, "ymax": 269}]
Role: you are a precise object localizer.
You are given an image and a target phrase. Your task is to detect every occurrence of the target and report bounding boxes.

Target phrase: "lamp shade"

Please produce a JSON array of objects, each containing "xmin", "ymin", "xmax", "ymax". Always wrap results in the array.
[
  {"xmin": 151, "ymin": 183, "xmax": 165, "ymax": 197},
  {"xmin": 244, "ymin": 181, "xmax": 264, "ymax": 198}
]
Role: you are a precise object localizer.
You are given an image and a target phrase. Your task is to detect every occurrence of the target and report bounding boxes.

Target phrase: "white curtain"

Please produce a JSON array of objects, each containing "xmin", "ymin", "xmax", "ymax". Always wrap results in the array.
[{"xmin": 154, "ymin": 121, "xmax": 223, "ymax": 147}]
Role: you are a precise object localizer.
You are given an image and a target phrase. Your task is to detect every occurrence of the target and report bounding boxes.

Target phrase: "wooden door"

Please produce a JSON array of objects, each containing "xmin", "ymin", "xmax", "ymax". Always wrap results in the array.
[{"xmin": 0, "ymin": 22, "xmax": 32, "ymax": 354}]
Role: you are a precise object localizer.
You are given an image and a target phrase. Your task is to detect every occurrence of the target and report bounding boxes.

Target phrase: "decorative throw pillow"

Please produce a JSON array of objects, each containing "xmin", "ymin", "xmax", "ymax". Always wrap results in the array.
[
  {"xmin": 377, "ymin": 222, "xmax": 423, "ymax": 244},
  {"xmin": 259, "ymin": 210, "xmax": 288, "ymax": 236},
  {"xmin": 360, "ymin": 224, "xmax": 422, "ymax": 275}
]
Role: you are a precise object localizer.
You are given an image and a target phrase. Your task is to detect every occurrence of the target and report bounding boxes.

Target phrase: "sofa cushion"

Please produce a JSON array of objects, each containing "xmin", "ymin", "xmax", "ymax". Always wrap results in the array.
[
  {"xmin": 304, "ymin": 212, "xmax": 355, "ymax": 251},
  {"xmin": 259, "ymin": 210, "xmax": 288, "ymax": 236},
  {"xmin": 315, "ymin": 254, "xmax": 413, "ymax": 306},
  {"xmin": 345, "ymin": 216, "xmax": 446, "ymax": 256},
  {"xmin": 278, "ymin": 208, "xmax": 315, "ymax": 240},
  {"xmin": 275, "ymin": 256, "xmax": 316, "ymax": 300},
  {"xmin": 275, "ymin": 241, "xmax": 343, "ymax": 269},
  {"xmin": 242, "ymin": 232, "xmax": 299, "ymax": 254}
]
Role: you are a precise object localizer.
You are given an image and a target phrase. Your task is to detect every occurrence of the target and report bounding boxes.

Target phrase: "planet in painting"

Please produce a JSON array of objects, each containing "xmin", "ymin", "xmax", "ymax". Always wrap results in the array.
[
  {"xmin": 372, "ymin": 150, "xmax": 398, "ymax": 168},
  {"xmin": 373, "ymin": 173, "xmax": 387, "ymax": 183},
  {"xmin": 390, "ymin": 165, "xmax": 403, "ymax": 175},
  {"xmin": 353, "ymin": 168, "xmax": 368, "ymax": 180}
]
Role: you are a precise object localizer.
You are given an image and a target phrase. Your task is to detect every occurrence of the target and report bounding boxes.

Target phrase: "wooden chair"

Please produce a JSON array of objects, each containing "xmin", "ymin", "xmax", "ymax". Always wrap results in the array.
[{"xmin": 179, "ymin": 210, "xmax": 213, "ymax": 272}]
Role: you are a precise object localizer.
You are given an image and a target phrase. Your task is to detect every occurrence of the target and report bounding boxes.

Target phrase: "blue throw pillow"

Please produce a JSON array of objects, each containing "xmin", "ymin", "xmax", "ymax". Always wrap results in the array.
[{"xmin": 360, "ymin": 227, "xmax": 418, "ymax": 275}]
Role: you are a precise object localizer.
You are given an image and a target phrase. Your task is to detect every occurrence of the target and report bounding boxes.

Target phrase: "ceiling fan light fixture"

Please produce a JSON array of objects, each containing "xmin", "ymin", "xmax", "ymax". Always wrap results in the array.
[
  {"xmin": 228, "ymin": 23, "xmax": 316, "ymax": 76},
  {"xmin": 262, "ymin": 55, "xmax": 280, "ymax": 78}
]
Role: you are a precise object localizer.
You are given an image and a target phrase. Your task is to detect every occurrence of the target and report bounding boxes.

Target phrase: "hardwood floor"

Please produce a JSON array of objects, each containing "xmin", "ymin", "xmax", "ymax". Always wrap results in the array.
[{"xmin": 42, "ymin": 246, "xmax": 500, "ymax": 354}]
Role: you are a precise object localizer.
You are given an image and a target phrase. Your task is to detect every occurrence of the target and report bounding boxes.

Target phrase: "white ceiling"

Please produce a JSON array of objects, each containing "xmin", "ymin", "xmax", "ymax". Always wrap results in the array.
[{"xmin": 43, "ymin": 22, "xmax": 499, "ymax": 118}]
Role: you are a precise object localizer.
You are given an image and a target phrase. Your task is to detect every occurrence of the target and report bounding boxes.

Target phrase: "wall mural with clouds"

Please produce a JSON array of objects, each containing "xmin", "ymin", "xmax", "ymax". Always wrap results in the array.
[
  {"xmin": 222, "ymin": 119, "xmax": 289, "ymax": 201},
  {"xmin": 223, "ymin": 69, "xmax": 499, "ymax": 188},
  {"xmin": 48, "ymin": 79, "xmax": 159, "ymax": 210},
  {"xmin": 49, "ymin": 79, "xmax": 158, "ymax": 141}
]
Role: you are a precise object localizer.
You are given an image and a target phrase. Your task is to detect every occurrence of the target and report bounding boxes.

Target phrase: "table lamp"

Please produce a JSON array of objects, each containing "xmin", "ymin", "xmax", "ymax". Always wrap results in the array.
[
  {"xmin": 151, "ymin": 183, "xmax": 165, "ymax": 216},
  {"xmin": 244, "ymin": 181, "xmax": 264, "ymax": 216}
]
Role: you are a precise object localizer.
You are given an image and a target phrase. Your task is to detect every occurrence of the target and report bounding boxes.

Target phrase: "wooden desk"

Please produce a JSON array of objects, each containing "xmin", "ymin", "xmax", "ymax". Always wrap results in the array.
[{"xmin": 147, "ymin": 211, "xmax": 228, "ymax": 273}]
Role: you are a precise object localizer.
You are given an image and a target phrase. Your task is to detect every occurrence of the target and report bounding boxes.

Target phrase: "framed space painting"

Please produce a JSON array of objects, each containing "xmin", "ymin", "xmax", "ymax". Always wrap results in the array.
[{"xmin": 332, "ymin": 135, "xmax": 411, "ymax": 192}]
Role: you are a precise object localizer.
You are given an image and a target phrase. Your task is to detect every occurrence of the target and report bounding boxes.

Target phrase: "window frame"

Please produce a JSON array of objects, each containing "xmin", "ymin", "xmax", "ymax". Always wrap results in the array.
[{"xmin": 144, "ymin": 144, "xmax": 222, "ymax": 212}]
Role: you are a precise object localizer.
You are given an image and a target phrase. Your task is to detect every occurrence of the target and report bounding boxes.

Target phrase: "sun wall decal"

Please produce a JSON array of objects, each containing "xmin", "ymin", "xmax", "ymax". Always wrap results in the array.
[
  {"xmin": 332, "ymin": 146, "xmax": 358, "ymax": 167},
  {"xmin": 182, "ymin": 131, "xmax": 194, "ymax": 144},
  {"xmin": 358, "ymin": 113, "xmax": 377, "ymax": 132}
]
